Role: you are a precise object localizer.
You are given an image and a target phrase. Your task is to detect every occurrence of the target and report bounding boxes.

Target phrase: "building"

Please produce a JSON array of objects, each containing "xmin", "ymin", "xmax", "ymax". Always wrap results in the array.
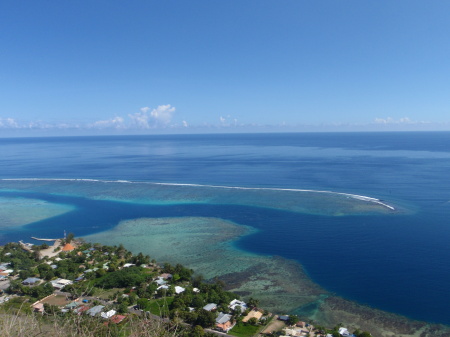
[
  {"xmin": 65, "ymin": 301, "xmax": 80, "ymax": 310},
  {"xmin": 62, "ymin": 243, "xmax": 75, "ymax": 252},
  {"xmin": 338, "ymin": 327, "xmax": 351, "ymax": 336},
  {"xmin": 203, "ymin": 303, "xmax": 217, "ymax": 311},
  {"xmin": 101, "ymin": 310, "xmax": 117, "ymax": 319},
  {"xmin": 86, "ymin": 305, "xmax": 105, "ymax": 317},
  {"xmin": 33, "ymin": 303, "xmax": 44, "ymax": 313},
  {"xmin": 155, "ymin": 277, "xmax": 167, "ymax": 286},
  {"xmin": 22, "ymin": 277, "xmax": 41, "ymax": 285},
  {"xmin": 215, "ymin": 312, "xmax": 235, "ymax": 333},
  {"xmin": 175, "ymin": 286, "xmax": 185, "ymax": 294},
  {"xmin": 74, "ymin": 305, "xmax": 90, "ymax": 315},
  {"xmin": 51, "ymin": 278, "xmax": 73, "ymax": 290},
  {"xmin": 110, "ymin": 315, "xmax": 126, "ymax": 324},
  {"xmin": 0, "ymin": 263, "xmax": 11, "ymax": 271},
  {"xmin": 229, "ymin": 299, "xmax": 248, "ymax": 311}
]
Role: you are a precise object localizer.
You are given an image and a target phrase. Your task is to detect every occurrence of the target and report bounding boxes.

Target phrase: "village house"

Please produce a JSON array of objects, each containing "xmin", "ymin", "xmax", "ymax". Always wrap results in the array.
[
  {"xmin": 101, "ymin": 309, "xmax": 117, "ymax": 319},
  {"xmin": 86, "ymin": 305, "xmax": 105, "ymax": 317},
  {"xmin": 110, "ymin": 314, "xmax": 126, "ymax": 324},
  {"xmin": 174, "ymin": 286, "xmax": 185, "ymax": 294},
  {"xmin": 64, "ymin": 301, "xmax": 80, "ymax": 310},
  {"xmin": 155, "ymin": 277, "xmax": 167, "ymax": 286},
  {"xmin": 51, "ymin": 278, "xmax": 73, "ymax": 290},
  {"xmin": 62, "ymin": 243, "xmax": 75, "ymax": 252},
  {"xmin": 22, "ymin": 277, "xmax": 41, "ymax": 285},
  {"xmin": 215, "ymin": 312, "xmax": 235, "ymax": 333},
  {"xmin": 33, "ymin": 303, "xmax": 44, "ymax": 313},
  {"xmin": 0, "ymin": 263, "xmax": 11, "ymax": 271},
  {"xmin": 203, "ymin": 303, "xmax": 217, "ymax": 311},
  {"xmin": 278, "ymin": 315, "xmax": 289, "ymax": 321},
  {"xmin": 74, "ymin": 305, "xmax": 90, "ymax": 315},
  {"xmin": 0, "ymin": 269, "xmax": 13, "ymax": 276},
  {"xmin": 338, "ymin": 327, "xmax": 351, "ymax": 336},
  {"xmin": 159, "ymin": 273, "xmax": 172, "ymax": 279},
  {"xmin": 229, "ymin": 299, "xmax": 248, "ymax": 311}
]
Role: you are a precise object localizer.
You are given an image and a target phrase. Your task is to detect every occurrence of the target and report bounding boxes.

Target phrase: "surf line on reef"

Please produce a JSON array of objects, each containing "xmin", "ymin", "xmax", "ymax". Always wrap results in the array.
[{"xmin": 1, "ymin": 178, "xmax": 395, "ymax": 211}]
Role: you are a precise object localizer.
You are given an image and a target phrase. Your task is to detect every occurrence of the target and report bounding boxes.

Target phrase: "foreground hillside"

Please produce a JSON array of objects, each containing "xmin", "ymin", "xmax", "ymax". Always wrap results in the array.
[{"xmin": 0, "ymin": 238, "xmax": 372, "ymax": 337}]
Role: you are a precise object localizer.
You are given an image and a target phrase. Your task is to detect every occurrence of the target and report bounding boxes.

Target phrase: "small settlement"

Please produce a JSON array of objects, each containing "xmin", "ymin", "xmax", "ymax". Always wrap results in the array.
[{"xmin": 0, "ymin": 238, "xmax": 371, "ymax": 337}]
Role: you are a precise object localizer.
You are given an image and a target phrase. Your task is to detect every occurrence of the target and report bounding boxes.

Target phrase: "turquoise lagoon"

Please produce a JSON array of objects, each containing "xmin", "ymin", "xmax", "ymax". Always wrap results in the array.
[{"xmin": 1, "ymin": 132, "xmax": 450, "ymax": 335}]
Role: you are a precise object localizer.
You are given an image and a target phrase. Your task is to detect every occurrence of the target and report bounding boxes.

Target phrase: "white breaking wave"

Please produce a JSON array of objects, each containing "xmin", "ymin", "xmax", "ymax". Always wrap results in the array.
[{"xmin": 0, "ymin": 178, "xmax": 395, "ymax": 210}]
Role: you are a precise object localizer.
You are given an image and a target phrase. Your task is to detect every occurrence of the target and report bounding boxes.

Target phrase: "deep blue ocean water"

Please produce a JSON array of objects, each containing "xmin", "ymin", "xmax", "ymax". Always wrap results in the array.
[{"xmin": 1, "ymin": 132, "xmax": 450, "ymax": 324}]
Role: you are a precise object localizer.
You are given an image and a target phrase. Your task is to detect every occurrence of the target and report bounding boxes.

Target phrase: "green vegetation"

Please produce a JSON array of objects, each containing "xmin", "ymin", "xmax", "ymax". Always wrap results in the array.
[
  {"xmin": 287, "ymin": 314, "xmax": 299, "ymax": 326},
  {"xmin": 96, "ymin": 267, "xmax": 148, "ymax": 288},
  {"xmin": 0, "ymin": 239, "xmax": 373, "ymax": 337},
  {"xmin": 353, "ymin": 329, "xmax": 373, "ymax": 337},
  {"xmin": 147, "ymin": 297, "xmax": 174, "ymax": 317},
  {"xmin": 229, "ymin": 323, "xmax": 260, "ymax": 337}
]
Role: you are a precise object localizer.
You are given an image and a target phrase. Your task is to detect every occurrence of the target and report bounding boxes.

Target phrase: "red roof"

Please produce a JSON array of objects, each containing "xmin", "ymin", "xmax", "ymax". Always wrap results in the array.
[
  {"xmin": 110, "ymin": 315, "xmax": 126, "ymax": 324},
  {"xmin": 62, "ymin": 243, "xmax": 75, "ymax": 251}
]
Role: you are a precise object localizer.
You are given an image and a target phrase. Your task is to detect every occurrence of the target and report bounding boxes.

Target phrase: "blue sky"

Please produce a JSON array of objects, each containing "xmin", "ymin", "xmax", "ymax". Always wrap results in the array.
[{"xmin": 1, "ymin": 1, "xmax": 450, "ymax": 135}]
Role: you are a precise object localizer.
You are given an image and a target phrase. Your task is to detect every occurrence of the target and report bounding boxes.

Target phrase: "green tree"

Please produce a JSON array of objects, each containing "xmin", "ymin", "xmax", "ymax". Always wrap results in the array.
[
  {"xmin": 19, "ymin": 270, "xmax": 32, "ymax": 280},
  {"xmin": 137, "ymin": 298, "xmax": 151, "ymax": 311},
  {"xmin": 66, "ymin": 232, "xmax": 75, "ymax": 244},
  {"xmin": 195, "ymin": 309, "xmax": 216, "ymax": 328},
  {"xmin": 117, "ymin": 302, "xmax": 129, "ymax": 314},
  {"xmin": 247, "ymin": 297, "xmax": 259, "ymax": 308},
  {"xmin": 248, "ymin": 317, "xmax": 258, "ymax": 325},
  {"xmin": 191, "ymin": 325, "xmax": 205, "ymax": 337},
  {"xmin": 43, "ymin": 303, "xmax": 60, "ymax": 315},
  {"xmin": 287, "ymin": 315, "xmax": 299, "ymax": 326}
]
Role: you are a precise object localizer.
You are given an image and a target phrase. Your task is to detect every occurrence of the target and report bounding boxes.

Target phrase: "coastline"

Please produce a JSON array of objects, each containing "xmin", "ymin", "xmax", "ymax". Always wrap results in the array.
[
  {"xmin": 1, "ymin": 179, "xmax": 448, "ymax": 335},
  {"xmin": 84, "ymin": 216, "xmax": 450, "ymax": 337}
]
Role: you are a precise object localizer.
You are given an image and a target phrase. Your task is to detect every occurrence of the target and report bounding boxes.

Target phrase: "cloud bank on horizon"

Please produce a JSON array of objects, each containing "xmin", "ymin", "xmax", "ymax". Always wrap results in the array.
[
  {"xmin": 0, "ymin": 105, "xmax": 180, "ymax": 131},
  {"xmin": 0, "ymin": 106, "xmax": 443, "ymax": 134}
]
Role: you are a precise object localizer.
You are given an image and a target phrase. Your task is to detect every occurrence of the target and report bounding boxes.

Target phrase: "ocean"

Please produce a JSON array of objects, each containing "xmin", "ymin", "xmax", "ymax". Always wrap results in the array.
[{"xmin": 1, "ymin": 132, "xmax": 449, "ymax": 327}]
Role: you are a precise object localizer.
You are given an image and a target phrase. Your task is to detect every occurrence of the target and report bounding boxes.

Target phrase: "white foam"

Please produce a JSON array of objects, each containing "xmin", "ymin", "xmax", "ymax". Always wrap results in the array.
[{"xmin": 0, "ymin": 178, "xmax": 395, "ymax": 210}]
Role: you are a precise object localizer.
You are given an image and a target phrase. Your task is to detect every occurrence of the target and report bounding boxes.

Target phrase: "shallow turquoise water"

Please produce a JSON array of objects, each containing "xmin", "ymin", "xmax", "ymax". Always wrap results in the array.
[{"xmin": 1, "ymin": 132, "xmax": 450, "ymax": 324}]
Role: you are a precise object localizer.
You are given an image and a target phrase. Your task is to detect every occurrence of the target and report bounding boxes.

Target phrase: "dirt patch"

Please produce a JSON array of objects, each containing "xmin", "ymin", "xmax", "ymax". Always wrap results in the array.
[
  {"xmin": 40, "ymin": 295, "xmax": 70, "ymax": 307},
  {"xmin": 262, "ymin": 316, "xmax": 285, "ymax": 334}
]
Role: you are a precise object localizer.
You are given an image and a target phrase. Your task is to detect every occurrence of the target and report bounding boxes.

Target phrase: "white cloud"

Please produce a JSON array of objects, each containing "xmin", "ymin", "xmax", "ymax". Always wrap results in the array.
[
  {"xmin": 150, "ymin": 104, "xmax": 176, "ymax": 125},
  {"xmin": 0, "ymin": 118, "xmax": 19, "ymax": 128},
  {"xmin": 89, "ymin": 116, "xmax": 126, "ymax": 129},
  {"xmin": 129, "ymin": 104, "xmax": 176, "ymax": 129},
  {"xmin": 219, "ymin": 115, "xmax": 238, "ymax": 127},
  {"xmin": 374, "ymin": 117, "xmax": 430, "ymax": 125},
  {"xmin": 182, "ymin": 120, "xmax": 188, "ymax": 127},
  {"xmin": 129, "ymin": 111, "xmax": 151, "ymax": 129},
  {"xmin": 0, "ymin": 117, "xmax": 82, "ymax": 130}
]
